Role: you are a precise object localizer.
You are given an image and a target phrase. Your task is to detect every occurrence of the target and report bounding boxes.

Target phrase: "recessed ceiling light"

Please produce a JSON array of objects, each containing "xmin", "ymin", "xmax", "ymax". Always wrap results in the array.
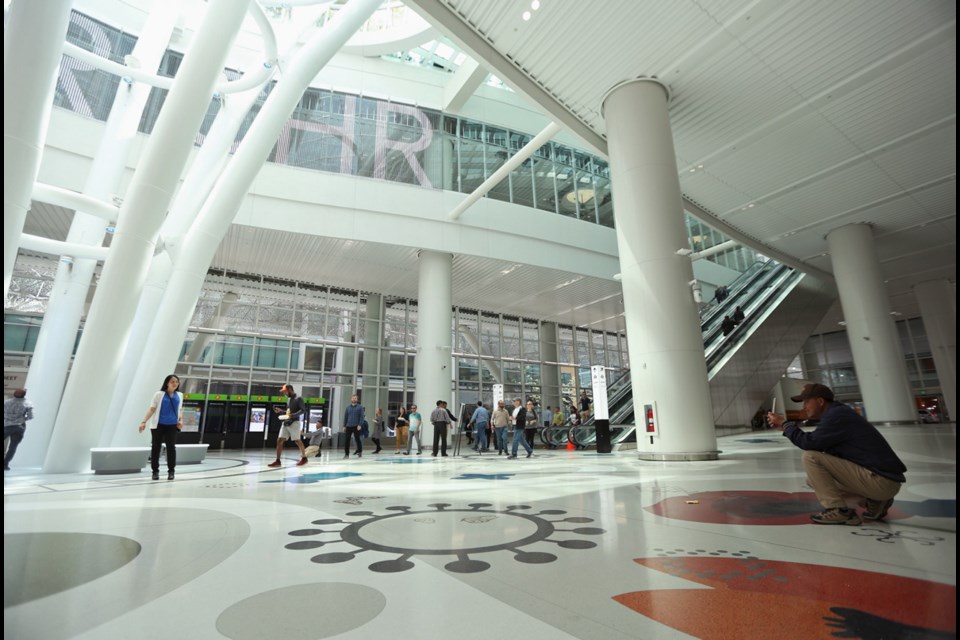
[
  {"xmin": 748, "ymin": 203, "xmax": 755, "ymax": 208},
  {"xmin": 531, "ymin": 0, "xmax": 541, "ymax": 9},
  {"xmin": 522, "ymin": 11, "xmax": 531, "ymax": 20}
]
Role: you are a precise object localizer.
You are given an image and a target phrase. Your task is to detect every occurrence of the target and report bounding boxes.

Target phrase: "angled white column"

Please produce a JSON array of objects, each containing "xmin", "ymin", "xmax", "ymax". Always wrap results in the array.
[
  {"xmin": 826, "ymin": 223, "xmax": 915, "ymax": 423},
  {"xmin": 448, "ymin": 121, "xmax": 561, "ymax": 220},
  {"xmin": 44, "ymin": 0, "xmax": 249, "ymax": 473},
  {"xmin": 442, "ymin": 58, "xmax": 486, "ymax": 114},
  {"xmin": 414, "ymin": 250, "xmax": 454, "ymax": 447},
  {"xmin": 107, "ymin": 84, "xmax": 266, "ymax": 447},
  {"xmin": 602, "ymin": 79, "xmax": 717, "ymax": 461},
  {"xmin": 3, "ymin": 0, "xmax": 73, "ymax": 296},
  {"xmin": 914, "ymin": 279, "xmax": 956, "ymax": 421},
  {"xmin": 19, "ymin": 0, "xmax": 185, "ymax": 468},
  {"xmin": 108, "ymin": 0, "xmax": 384, "ymax": 449}
]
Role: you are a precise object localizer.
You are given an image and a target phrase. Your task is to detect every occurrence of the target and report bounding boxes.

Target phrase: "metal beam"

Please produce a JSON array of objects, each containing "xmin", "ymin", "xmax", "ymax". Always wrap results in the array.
[
  {"xmin": 20, "ymin": 234, "xmax": 109, "ymax": 261},
  {"xmin": 406, "ymin": 0, "xmax": 607, "ymax": 156},
  {"xmin": 448, "ymin": 121, "xmax": 561, "ymax": 220}
]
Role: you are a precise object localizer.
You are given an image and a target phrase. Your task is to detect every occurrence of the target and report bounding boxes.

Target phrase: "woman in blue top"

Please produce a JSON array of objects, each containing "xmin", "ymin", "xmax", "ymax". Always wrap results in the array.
[{"xmin": 139, "ymin": 374, "xmax": 184, "ymax": 481}]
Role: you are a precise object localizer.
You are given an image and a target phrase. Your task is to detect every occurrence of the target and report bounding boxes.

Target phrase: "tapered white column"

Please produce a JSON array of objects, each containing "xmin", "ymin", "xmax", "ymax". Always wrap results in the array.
[
  {"xmin": 826, "ymin": 224, "xmax": 915, "ymax": 423},
  {"xmin": 602, "ymin": 79, "xmax": 717, "ymax": 460},
  {"xmin": 107, "ymin": 0, "xmax": 383, "ymax": 449},
  {"xmin": 19, "ymin": 0, "xmax": 185, "ymax": 467},
  {"xmin": 3, "ymin": 0, "xmax": 73, "ymax": 296},
  {"xmin": 108, "ymin": 84, "xmax": 265, "ymax": 447},
  {"xmin": 414, "ymin": 250, "xmax": 454, "ymax": 446},
  {"xmin": 914, "ymin": 279, "xmax": 956, "ymax": 421},
  {"xmin": 44, "ymin": 0, "xmax": 248, "ymax": 472}
]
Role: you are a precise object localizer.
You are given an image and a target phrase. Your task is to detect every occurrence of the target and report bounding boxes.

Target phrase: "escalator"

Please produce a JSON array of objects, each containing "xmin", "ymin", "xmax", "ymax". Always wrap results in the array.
[{"xmin": 571, "ymin": 260, "xmax": 812, "ymax": 448}]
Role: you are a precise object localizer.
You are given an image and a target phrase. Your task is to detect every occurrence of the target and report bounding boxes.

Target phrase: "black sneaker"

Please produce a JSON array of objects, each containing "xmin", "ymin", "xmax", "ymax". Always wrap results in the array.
[
  {"xmin": 167, "ymin": 472, "xmax": 175, "ymax": 481},
  {"xmin": 152, "ymin": 472, "xmax": 160, "ymax": 481}
]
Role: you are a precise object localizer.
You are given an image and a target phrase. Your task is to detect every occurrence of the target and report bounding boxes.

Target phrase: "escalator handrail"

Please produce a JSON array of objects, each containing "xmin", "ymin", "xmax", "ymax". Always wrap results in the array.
[
  {"xmin": 702, "ymin": 263, "xmax": 793, "ymax": 348},
  {"xmin": 703, "ymin": 265, "xmax": 798, "ymax": 361}
]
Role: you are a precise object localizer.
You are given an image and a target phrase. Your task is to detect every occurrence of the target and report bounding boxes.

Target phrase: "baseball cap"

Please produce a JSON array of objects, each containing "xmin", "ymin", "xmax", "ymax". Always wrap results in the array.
[{"xmin": 790, "ymin": 383, "xmax": 834, "ymax": 403}]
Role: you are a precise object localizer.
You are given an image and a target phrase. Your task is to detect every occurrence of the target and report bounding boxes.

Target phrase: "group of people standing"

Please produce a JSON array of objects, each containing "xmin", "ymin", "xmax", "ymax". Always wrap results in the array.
[
  {"xmin": 460, "ymin": 396, "xmax": 589, "ymax": 458},
  {"xmin": 116, "ymin": 379, "xmax": 596, "ymax": 475}
]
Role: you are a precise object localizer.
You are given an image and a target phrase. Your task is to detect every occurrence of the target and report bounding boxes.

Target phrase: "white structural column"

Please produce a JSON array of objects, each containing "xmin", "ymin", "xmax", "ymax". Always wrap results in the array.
[
  {"xmin": 107, "ymin": 85, "xmax": 265, "ymax": 447},
  {"xmin": 19, "ymin": 0, "xmax": 185, "ymax": 467},
  {"xmin": 914, "ymin": 279, "xmax": 956, "ymax": 420},
  {"xmin": 602, "ymin": 79, "xmax": 717, "ymax": 460},
  {"xmin": 826, "ymin": 224, "xmax": 915, "ymax": 423},
  {"xmin": 109, "ymin": 0, "xmax": 383, "ymax": 447},
  {"xmin": 414, "ymin": 250, "xmax": 454, "ymax": 448},
  {"xmin": 44, "ymin": 0, "xmax": 248, "ymax": 473},
  {"xmin": 3, "ymin": 0, "xmax": 73, "ymax": 296}
]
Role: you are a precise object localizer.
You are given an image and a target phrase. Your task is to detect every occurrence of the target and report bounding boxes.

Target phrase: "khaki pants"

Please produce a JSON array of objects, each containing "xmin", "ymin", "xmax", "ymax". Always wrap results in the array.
[
  {"xmin": 394, "ymin": 426, "xmax": 408, "ymax": 450},
  {"xmin": 802, "ymin": 451, "xmax": 902, "ymax": 509}
]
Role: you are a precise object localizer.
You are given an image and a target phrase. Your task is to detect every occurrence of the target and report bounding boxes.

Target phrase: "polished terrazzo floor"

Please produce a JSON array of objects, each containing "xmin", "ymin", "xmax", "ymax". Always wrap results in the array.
[{"xmin": 4, "ymin": 426, "xmax": 956, "ymax": 639}]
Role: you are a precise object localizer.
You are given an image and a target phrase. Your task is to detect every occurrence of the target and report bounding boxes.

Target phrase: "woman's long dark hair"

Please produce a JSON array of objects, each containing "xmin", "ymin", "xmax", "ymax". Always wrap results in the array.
[
  {"xmin": 398, "ymin": 406, "xmax": 407, "ymax": 417},
  {"xmin": 160, "ymin": 374, "xmax": 180, "ymax": 392}
]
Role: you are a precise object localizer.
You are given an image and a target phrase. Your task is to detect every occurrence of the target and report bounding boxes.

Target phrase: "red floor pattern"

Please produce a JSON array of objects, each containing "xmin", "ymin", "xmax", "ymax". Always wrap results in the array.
[{"xmin": 614, "ymin": 557, "xmax": 956, "ymax": 639}]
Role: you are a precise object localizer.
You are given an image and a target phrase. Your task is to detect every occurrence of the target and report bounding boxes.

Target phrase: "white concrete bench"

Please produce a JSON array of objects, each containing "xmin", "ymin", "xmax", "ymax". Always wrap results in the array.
[
  {"xmin": 90, "ymin": 447, "xmax": 150, "ymax": 474},
  {"xmin": 167, "ymin": 443, "xmax": 209, "ymax": 464}
]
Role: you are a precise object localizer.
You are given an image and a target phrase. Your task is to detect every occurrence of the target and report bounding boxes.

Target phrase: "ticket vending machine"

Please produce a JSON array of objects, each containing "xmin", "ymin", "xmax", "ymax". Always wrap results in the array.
[{"xmin": 200, "ymin": 394, "xmax": 248, "ymax": 450}]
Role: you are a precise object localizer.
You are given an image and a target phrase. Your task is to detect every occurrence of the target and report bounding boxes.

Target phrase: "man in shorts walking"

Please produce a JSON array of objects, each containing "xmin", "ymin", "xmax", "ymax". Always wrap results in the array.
[{"xmin": 268, "ymin": 384, "xmax": 308, "ymax": 467}]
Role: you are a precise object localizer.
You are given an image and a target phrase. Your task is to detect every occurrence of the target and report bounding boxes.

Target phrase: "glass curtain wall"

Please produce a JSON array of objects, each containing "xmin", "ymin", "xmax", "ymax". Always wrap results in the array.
[
  {"xmin": 791, "ymin": 319, "xmax": 942, "ymax": 404},
  {"xmin": 5, "ymin": 267, "xmax": 630, "ymax": 427},
  {"xmin": 54, "ymin": 8, "xmax": 751, "ymax": 270}
]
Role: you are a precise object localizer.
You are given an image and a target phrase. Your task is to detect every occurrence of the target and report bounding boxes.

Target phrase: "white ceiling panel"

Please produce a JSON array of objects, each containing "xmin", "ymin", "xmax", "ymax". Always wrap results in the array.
[
  {"xmin": 420, "ymin": 0, "xmax": 955, "ymax": 312},
  {"xmin": 212, "ymin": 224, "xmax": 626, "ymax": 332},
  {"xmin": 18, "ymin": 0, "xmax": 954, "ymax": 338}
]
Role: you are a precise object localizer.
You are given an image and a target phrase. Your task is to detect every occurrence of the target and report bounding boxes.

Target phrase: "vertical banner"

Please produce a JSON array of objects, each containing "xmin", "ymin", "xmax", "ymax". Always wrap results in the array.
[
  {"xmin": 590, "ymin": 366, "xmax": 609, "ymax": 420},
  {"xmin": 492, "ymin": 384, "xmax": 504, "ymax": 407}
]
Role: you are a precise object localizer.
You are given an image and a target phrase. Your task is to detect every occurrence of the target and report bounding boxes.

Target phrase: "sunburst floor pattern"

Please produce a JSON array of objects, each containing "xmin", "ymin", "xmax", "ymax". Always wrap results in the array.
[{"xmin": 284, "ymin": 502, "xmax": 605, "ymax": 573}]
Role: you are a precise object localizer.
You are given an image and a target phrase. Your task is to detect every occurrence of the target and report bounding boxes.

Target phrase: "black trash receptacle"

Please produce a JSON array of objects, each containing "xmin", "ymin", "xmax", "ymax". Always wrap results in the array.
[{"xmin": 595, "ymin": 419, "xmax": 612, "ymax": 453}]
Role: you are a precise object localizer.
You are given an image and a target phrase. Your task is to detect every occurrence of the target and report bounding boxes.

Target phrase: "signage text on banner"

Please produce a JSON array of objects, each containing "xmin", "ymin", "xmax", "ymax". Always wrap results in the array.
[{"xmin": 590, "ymin": 365, "xmax": 609, "ymax": 420}]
